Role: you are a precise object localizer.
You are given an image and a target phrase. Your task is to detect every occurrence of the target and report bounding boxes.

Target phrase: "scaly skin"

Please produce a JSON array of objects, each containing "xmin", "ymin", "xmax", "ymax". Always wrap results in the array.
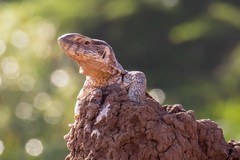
[{"xmin": 58, "ymin": 33, "xmax": 146, "ymax": 117}]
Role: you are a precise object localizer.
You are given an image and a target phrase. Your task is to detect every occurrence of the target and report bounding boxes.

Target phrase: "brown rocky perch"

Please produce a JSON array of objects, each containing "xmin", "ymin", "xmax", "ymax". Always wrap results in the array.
[{"xmin": 64, "ymin": 84, "xmax": 239, "ymax": 160}]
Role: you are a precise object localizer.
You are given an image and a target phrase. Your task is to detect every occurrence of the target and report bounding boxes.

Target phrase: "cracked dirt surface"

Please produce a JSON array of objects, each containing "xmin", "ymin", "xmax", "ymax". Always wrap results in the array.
[{"xmin": 64, "ymin": 84, "xmax": 239, "ymax": 160}]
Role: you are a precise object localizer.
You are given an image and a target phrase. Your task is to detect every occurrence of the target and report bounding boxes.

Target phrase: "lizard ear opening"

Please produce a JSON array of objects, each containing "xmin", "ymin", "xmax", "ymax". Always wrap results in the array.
[
  {"xmin": 104, "ymin": 46, "xmax": 117, "ymax": 61},
  {"xmin": 103, "ymin": 47, "xmax": 112, "ymax": 60},
  {"xmin": 102, "ymin": 51, "xmax": 106, "ymax": 59}
]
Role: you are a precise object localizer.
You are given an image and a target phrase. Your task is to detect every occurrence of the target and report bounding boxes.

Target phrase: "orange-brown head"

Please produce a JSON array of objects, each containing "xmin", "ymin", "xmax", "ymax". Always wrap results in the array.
[{"xmin": 58, "ymin": 33, "xmax": 126, "ymax": 78}]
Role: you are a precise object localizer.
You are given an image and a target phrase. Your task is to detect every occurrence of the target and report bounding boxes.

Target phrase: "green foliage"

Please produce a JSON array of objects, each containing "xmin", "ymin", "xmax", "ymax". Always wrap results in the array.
[
  {"xmin": 201, "ymin": 99, "xmax": 240, "ymax": 141},
  {"xmin": 0, "ymin": 0, "xmax": 240, "ymax": 159},
  {"xmin": 169, "ymin": 18, "xmax": 212, "ymax": 43}
]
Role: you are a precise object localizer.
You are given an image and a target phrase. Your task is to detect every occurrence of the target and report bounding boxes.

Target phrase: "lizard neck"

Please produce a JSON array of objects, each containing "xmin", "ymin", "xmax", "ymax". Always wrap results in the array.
[{"xmin": 84, "ymin": 73, "xmax": 123, "ymax": 88}]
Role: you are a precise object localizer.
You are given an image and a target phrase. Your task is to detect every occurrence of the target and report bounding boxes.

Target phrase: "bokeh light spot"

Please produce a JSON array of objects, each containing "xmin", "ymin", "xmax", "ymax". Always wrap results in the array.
[
  {"xmin": 34, "ymin": 92, "xmax": 51, "ymax": 110},
  {"xmin": 1, "ymin": 57, "xmax": 19, "ymax": 79},
  {"xmin": 44, "ymin": 106, "xmax": 62, "ymax": 125},
  {"xmin": 11, "ymin": 30, "xmax": 29, "ymax": 49},
  {"xmin": 144, "ymin": 0, "xmax": 179, "ymax": 9},
  {"xmin": 51, "ymin": 69, "xmax": 69, "ymax": 88},
  {"xmin": 149, "ymin": 88, "xmax": 166, "ymax": 104},
  {"xmin": 0, "ymin": 140, "xmax": 4, "ymax": 155},
  {"xmin": 37, "ymin": 22, "xmax": 56, "ymax": 41},
  {"xmin": 17, "ymin": 75, "xmax": 35, "ymax": 92},
  {"xmin": 160, "ymin": 0, "xmax": 179, "ymax": 8},
  {"xmin": 25, "ymin": 139, "xmax": 43, "ymax": 156},
  {"xmin": 15, "ymin": 102, "xmax": 33, "ymax": 120},
  {"xmin": 0, "ymin": 39, "xmax": 6, "ymax": 55}
]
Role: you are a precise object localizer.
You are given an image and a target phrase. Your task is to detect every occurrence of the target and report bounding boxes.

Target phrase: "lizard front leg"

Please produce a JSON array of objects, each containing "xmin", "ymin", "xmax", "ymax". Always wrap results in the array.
[{"xmin": 123, "ymin": 71, "xmax": 146, "ymax": 103}]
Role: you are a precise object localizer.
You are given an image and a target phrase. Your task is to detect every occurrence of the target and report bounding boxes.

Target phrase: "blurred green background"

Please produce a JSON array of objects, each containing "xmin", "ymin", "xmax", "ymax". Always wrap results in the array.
[{"xmin": 0, "ymin": 0, "xmax": 240, "ymax": 159}]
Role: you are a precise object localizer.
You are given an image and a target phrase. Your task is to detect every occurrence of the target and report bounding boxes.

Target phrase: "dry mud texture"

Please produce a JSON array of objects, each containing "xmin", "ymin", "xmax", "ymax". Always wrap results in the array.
[{"xmin": 64, "ymin": 84, "xmax": 239, "ymax": 160}]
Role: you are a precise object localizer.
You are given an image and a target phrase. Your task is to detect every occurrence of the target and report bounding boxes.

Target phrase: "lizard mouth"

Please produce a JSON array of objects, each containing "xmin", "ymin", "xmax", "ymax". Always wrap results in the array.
[{"xmin": 58, "ymin": 34, "xmax": 100, "ymax": 59}]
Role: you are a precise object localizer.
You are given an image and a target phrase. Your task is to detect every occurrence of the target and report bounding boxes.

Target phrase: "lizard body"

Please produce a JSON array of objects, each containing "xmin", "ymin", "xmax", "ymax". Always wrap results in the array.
[{"xmin": 58, "ymin": 33, "xmax": 147, "ymax": 117}]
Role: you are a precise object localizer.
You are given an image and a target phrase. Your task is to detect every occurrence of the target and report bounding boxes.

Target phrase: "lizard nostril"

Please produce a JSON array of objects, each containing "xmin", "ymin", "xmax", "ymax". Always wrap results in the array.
[
  {"xmin": 76, "ymin": 37, "xmax": 82, "ymax": 41},
  {"xmin": 85, "ymin": 41, "xmax": 90, "ymax": 45}
]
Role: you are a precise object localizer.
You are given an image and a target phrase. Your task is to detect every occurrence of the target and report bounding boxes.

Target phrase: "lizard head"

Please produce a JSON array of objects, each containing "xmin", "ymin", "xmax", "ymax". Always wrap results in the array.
[{"xmin": 58, "ymin": 33, "xmax": 126, "ymax": 78}]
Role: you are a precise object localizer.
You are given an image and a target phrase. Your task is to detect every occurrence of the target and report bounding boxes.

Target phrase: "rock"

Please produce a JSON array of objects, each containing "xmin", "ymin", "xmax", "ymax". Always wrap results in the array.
[
  {"xmin": 64, "ymin": 84, "xmax": 236, "ymax": 160},
  {"xmin": 228, "ymin": 140, "xmax": 240, "ymax": 160}
]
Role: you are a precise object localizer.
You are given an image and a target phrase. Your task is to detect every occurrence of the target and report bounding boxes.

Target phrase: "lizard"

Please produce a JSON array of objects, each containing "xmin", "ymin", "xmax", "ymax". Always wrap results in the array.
[{"xmin": 58, "ymin": 33, "xmax": 147, "ymax": 118}]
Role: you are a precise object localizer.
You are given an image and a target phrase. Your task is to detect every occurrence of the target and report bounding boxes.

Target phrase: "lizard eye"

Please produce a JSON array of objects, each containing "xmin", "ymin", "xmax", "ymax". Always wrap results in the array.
[{"xmin": 84, "ymin": 41, "xmax": 90, "ymax": 45}]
